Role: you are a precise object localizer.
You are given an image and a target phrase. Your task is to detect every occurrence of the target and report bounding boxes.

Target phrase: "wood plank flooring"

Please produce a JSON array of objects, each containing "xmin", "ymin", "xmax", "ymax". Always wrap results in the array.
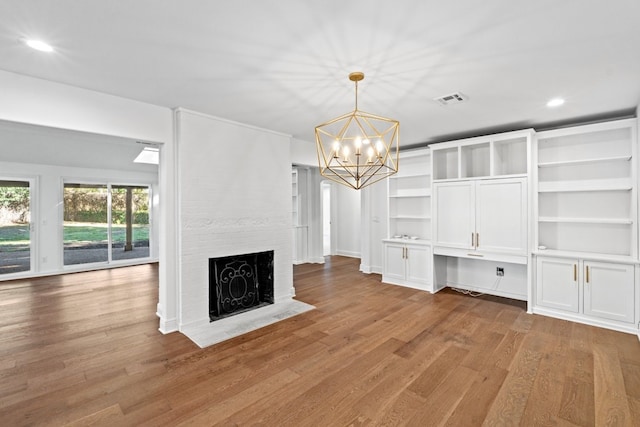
[{"xmin": 1, "ymin": 256, "xmax": 639, "ymax": 426}]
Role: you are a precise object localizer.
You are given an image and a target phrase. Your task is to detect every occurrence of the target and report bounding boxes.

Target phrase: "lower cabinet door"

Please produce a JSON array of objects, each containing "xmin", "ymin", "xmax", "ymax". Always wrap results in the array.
[
  {"xmin": 383, "ymin": 243, "xmax": 406, "ymax": 282},
  {"xmin": 584, "ymin": 261, "xmax": 635, "ymax": 323},
  {"xmin": 536, "ymin": 257, "xmax": 579, "ymax": 313},
  {"xmin": 406, "ymin": 245, "xmax": 431, "ymax": 286}
]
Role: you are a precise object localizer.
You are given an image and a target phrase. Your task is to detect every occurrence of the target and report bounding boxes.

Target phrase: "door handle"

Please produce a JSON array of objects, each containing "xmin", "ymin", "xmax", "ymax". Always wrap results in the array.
[
  {"xmin": 573, "ymin": 264, "xmax": 577, "ymax": 282},
  {"xmin": 476, "ymin": 233, "xmax": 479, "ymax": 248},
  {"xmin": 585, "ymin": 265, "xmax": 589, "ymax": 283}
]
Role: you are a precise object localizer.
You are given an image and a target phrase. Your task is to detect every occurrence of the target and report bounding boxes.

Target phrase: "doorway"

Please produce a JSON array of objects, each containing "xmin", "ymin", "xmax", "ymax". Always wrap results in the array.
[
  {"xmin": 0, "ymin": 179, "xmax": 33, "ymax": 275},
  {"xmin": 322, "ymin": 182, "xmax": 332, "ymax": 256},
  {"xmin": 63, "ymin": 182, "xmax": 151, "ymax": 267}
]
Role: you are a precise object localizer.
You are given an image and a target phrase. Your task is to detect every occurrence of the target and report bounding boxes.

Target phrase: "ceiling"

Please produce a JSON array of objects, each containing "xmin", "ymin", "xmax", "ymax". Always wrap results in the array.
[{"xmin": 1, "ymin": 0, "xmax": 639, "ymax": 148}]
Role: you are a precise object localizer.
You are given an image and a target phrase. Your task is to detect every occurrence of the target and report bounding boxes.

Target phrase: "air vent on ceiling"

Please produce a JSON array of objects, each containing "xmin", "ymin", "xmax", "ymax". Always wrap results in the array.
[{"xmin": 434, "ymin": 92, "xmax": 468, "ymax": 106}]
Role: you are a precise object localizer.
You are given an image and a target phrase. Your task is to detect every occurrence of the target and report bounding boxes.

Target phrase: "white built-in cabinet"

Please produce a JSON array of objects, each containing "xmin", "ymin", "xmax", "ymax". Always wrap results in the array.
[
  {"xmin": 536, "ymin": 256, "xmax": 635, "ymax": 329},
  {"xmin": 433, "ymin": 177, "xmax": 527, "ymax": 263},
  {"xmin": 382, "ymin": 148, "xmax": 432, "ymax": 290},
  {"xmin": 430, "ymin": 129, "xmax": 533, "ymax": 300},
  {"xmin": 377, "ymin": 118, "xmax": 639, "ymax": 334},
  {"xmin": 533, "ymin": 119, "xmax": 639, "ymax": 333},
  {"xmin": 383, "ymin": 241, "xmax": 432, "ymax": 290}
]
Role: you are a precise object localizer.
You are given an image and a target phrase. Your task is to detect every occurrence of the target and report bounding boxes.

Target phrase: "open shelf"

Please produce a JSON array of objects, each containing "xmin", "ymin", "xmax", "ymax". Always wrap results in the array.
[
  {"xmin": 537, "ymin": 125, "xmax": 632, "ymax": 164},
  {"xmin": 390, "ymin": 172, "xmax": 431, "ymax": 179},
  {"xmin": 538, "ymin": 221, "xmax": 632, "ymax": 257},
  {"xmin": 538, "ymin": 216, "xmax": 633, "ymax": 225},
  {"xmin": 493, "ymin": 137, "xmax": 528, "ymax": 175},
  {"xmin": 538, "ymin": 155, "xmax": 631, "ymax": 168},
  {"xmin": 390, "ymin": 215, "xmax": 431, "ymax": 220},
  {"xmin": 389, "ymin": 189, "xmax": 431, "ymax": 198},
  {"xmin": 538, "ymin": 179, "xmax": 633, "ymax": 193},
  {"xmin": 461, "ymin": 142, "xmax": 490, "ymax": 178},
  {"xmin": 433, "ymin": 147, "xmax": 458, "ymax": 180}
]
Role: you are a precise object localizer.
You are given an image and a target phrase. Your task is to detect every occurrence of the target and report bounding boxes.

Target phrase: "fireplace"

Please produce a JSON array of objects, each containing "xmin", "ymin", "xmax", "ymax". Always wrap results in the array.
[{"xmin": 209, "ymin": 250, "xmax": 274, "ymax": 321}]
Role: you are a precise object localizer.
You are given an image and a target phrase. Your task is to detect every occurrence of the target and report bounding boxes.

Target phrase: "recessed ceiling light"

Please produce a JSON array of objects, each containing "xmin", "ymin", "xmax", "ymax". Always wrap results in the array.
[
  {"xmin": 24, "ymin": 39, "xmax": 54, "ymax": 52},
  {"xmin": 546, "ymin": 98, "xmax": 565, "ymax": 108}
]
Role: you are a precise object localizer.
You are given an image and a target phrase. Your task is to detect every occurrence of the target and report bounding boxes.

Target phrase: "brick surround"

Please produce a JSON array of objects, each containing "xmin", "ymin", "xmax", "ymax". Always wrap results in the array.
[{"xmin": 175, "ymin": 110, "xmax": 293, "ymax": 331}]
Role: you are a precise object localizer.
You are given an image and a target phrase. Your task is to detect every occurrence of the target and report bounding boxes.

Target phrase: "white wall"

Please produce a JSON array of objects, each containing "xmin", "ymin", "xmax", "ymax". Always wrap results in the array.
[
  {"xmin": 360, "ymin": 182, "xmax": 388, "ymax": 273},
  {"xmin": 441, "ymin": 257, "xmax": 527, "ymax": 300},
  {"xmin": 335, "ymin": 184, "xmax": 361, "ymax": 258},
  {"xmin": 0, "ymin": 161, "xmax": 158, "ymax": 276},
  {"xmin": 290, "ymin": 137, "xmax": 317, "ymax": 166},
  {"xmin": 0, "ymin": 70, "xmax": 172, "ymax": 143},
  {"xmin": 175, "ymin": 109, "xmax": 293, "ymax": 329}
]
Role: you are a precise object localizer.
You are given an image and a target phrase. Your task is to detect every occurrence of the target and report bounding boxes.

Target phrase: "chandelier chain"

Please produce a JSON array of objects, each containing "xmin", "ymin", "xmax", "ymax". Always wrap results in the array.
[{"xmin": 355, "ymin": 80, "xmax": 358, "ymax": 111}]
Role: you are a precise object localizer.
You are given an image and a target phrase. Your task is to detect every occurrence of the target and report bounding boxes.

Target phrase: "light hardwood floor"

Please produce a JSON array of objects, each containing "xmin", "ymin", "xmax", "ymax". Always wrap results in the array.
[{"xmin": 1, "ymin": 257, "xmax": 639, "ymax": 426}]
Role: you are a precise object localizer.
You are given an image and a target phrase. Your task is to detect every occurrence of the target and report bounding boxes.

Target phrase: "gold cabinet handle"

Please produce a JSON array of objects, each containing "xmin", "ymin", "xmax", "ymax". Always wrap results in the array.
[
  {"xmin": 476, "ymin": 233, "xmax": 479, "ymax": 248},
  {"xmin": 471, "ymin": 232, "xmax": 474, "ymax": 247},
  {"xmin": 405, "ymin": 247, "xmax": 408, "ymax": 259},
  {"xmin": 573, "ymin": 264, "xmax": 577, "ymax": 282},
  {"xmin": 586, "ymin": 265, "xmax": 589, "ymax": 283}
]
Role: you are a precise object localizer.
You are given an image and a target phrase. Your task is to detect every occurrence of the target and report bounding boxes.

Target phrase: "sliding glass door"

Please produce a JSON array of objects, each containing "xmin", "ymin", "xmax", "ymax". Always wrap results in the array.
[
  {"xmin": 0, "ymin": 179, "xmax": 32, "ymax": 275},
  {"xmin": 63, "ymin": 182, "xmax": 151, "ymax": 267},
  {"xmin": 111, "ymin": 185, "xmax": 150, "ymax": 261},
  {"xmin": 63, "ymin": 184, "xmax": 109, "ymax": 266}
]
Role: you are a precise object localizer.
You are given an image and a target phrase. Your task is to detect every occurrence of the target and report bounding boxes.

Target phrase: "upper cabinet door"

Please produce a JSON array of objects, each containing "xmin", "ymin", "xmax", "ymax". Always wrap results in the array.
[
  {"xmin": 434, "ymin": 181, "xmax": 475, "ymax": 249},
  {"xmin": 476, "ymin": 178, "xmax": 527, "ymax": 255}
]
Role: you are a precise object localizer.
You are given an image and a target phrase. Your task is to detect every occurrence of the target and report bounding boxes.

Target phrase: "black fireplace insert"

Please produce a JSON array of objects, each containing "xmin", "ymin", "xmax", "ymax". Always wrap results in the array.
[{"xmin": 209, "ymin": 250, "xmax": 274, "ymax": 321}]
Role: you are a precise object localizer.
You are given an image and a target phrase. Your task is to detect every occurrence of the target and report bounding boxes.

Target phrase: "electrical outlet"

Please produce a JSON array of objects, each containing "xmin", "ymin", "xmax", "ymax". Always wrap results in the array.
[{"xmin": 496, "ymin": 267, "xmax": 504, "ymax": 276}]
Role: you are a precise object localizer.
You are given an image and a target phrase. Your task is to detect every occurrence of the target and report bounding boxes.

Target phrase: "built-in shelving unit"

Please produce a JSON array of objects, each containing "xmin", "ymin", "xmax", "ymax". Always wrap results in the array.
[
  {"xmin": 376, "ymin": 118, "xmax": 640, "ymax": 335},
  {"xmin": 383, "ymin": 148, "xmax": 432, "ymax": 290},
  {"xmin": 387, "ymin": 148, "xmax": 432, "ymax": 241},
  {"xmin": 533, "ymin": 118, "xmax": 639, "ymax": 334},
  {"xmin": 535, "ymin": 119, "xmax": 637, "ymax": 259}
]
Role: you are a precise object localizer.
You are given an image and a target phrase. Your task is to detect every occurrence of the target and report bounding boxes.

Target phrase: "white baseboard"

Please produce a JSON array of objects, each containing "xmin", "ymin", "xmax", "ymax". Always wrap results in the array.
[
  {"xmin": 336, "ymin": 250, "xmax": 360, "ymax": 258},
  {"xmin": 158, "ymin": 317, "xmax": 179, "ymax": 334}
]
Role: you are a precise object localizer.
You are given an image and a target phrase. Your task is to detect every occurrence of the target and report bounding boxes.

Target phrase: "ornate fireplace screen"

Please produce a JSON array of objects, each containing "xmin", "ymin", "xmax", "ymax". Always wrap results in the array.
[{"xmin": 209, "ymin": 250, "xmax": 274, "ymax": 321}]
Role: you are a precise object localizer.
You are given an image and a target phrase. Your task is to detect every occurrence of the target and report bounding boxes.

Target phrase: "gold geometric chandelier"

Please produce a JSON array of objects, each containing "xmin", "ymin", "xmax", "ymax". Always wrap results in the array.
[{"xmin": 315, "ymin": 72, "xmax": 399, "ymax": 190}]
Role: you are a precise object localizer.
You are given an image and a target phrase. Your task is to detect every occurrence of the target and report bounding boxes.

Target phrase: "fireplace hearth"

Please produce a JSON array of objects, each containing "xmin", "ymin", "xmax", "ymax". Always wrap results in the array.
[{"xmin": 209, "ymin": 250, "xmax": 274, "ymax": 321}]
